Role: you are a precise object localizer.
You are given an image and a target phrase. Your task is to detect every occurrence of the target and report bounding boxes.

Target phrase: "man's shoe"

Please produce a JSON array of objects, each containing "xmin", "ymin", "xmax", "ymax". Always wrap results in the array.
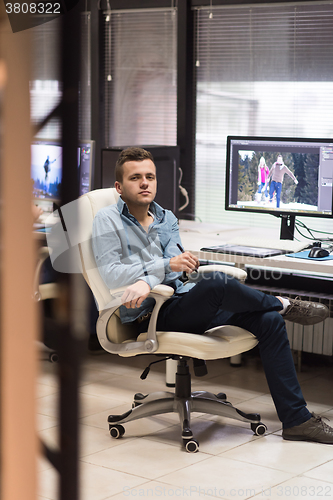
[
  {"xmin": 282, "ymin": 297, "xmax": 329, "ymax": 325},
  {"xmin": 283, "ymin": 413, "xmax": 333, "ymax": 444}
]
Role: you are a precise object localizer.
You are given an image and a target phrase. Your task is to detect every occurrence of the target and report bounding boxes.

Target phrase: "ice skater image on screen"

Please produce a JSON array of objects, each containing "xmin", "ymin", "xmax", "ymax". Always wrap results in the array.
[
  {"xmin": 269, "ymin": 154, "xmax": 298, "ymax": 208},
  {"xmin": 43, "ymin": 155, "xmax": 57, "ymax": 181},
  {"xmin": 231, "ymin": 138, "xmax": 324, "ymax": 215}
]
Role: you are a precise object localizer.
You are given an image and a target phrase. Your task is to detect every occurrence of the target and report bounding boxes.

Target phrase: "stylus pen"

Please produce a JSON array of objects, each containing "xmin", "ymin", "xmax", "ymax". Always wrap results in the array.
[{"xmin": 177, "ymin": 243, "xmax": 198, "ymax": 273}]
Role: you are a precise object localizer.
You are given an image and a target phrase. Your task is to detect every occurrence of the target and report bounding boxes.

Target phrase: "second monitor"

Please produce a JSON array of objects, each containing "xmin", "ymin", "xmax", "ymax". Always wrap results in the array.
[{"xmin": 225, "ymin": 136, "xmax": 333, "ymax": 239}]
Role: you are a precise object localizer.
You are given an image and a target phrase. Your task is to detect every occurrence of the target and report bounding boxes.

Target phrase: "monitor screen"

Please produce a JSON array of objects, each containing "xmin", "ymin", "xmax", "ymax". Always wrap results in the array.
[
  {"xmin": 226, "ymin": 136, "xmax": 333, "ymax": 219},
  {"xmin": 31, "ymin": 139, "xmax": 95, "ymax": 213},
  {"xmin": 31, "ymin": 139, "xmax": 62, "ymax": 204}
]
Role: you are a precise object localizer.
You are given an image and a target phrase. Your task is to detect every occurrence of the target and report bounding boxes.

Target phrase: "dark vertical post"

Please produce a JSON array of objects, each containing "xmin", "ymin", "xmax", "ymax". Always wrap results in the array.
[
  {"xmin": 90, "ymin": 0, "xmax": 104, "ymax": 188},
  {"xmin": 59, "ymin": 5, "xmax": 81, "ymax": 500},
  {"xmin": 177, "ymin": 0, "xmax": 196, "ymax": 219}
]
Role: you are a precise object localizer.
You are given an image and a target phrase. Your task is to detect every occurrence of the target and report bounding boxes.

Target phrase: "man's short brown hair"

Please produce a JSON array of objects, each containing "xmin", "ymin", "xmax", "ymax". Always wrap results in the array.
[{"xmin": 115, "ymin": 147, "xmax": 155, "ymax": 183}]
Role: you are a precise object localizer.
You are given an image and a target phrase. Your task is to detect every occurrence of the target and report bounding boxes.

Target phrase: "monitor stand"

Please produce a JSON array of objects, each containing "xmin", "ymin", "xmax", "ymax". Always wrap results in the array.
[{"xmin": 279, "ymin": 214, "xmax": 295, "ymax": 240}]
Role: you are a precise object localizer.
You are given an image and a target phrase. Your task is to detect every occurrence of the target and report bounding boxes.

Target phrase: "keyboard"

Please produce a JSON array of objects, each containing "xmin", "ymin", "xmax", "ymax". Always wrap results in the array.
[
  {"xmin": 226, "ymin": 237, "xmax": 310, "ymax": 253},
  {"xmin": 200, "ymin": 244, "xmax": 286, "ymax": 258}
]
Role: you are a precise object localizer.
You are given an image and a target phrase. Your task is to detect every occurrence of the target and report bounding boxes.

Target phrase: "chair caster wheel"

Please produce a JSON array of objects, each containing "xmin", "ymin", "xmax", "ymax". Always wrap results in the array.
[
  {"xmin": 184, "ymin": 439, "xmax": 199, "ymax": 453},
  {"xmin": 109, "ymin": 424, "xmax": 125, "ymax": 439},
  {"xmin": 216, "ymin": 392, "xmax": 227, "ymax": 400},
  {"xmin": 49, "ymin": 352, "xmax": 59, "ymax": 363},
  {"xmin": 133, "ymin": 393, "xmax": 146, "ymax": 407},
  {"xmin": 251, "ymin": 422, "xmax": 267, "ymax": 436}
]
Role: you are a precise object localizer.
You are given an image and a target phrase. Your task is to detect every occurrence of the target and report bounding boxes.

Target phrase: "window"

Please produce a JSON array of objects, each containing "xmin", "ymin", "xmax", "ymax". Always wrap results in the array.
[
  {"xmin": 103, "ymin": 8, "xmax": 177, "ymax": 147},
  {"xmin": 30, "ymin": 13, "xmax": 91, "ymax": 141},
  {"xmin": 30, "ymin": 18, "xmax": 62, "ymax": 140},
  {"xmin": 195, "ymin": 2, "xmax": 333, "ymax": 232}
]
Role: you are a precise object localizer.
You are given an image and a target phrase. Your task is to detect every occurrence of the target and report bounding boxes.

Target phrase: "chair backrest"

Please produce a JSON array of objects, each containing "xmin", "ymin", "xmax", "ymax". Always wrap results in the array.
[
  {"xmin": 76, "ymin": 188, "xmax": 139, "ymax": 344},
  {"xmin": 77, "ymin": 188, "xmax": 119, "ymax": 312}
]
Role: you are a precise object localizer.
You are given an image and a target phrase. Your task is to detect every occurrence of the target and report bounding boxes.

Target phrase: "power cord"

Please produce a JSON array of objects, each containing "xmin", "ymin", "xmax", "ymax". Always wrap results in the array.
[{"xmin": 178, "ymin": 167, "xmax": 189, "ymax": 211}]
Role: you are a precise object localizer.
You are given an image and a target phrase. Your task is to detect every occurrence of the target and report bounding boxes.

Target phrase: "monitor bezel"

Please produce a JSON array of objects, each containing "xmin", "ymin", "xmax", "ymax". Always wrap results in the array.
[
  {"xmin": 225, "ymin": 135, "xmax": 333, "ymax": 219},
  {"xmin": 31, "ymin": 138, "xmax": 96, "ymax": 203},
  {"xmin": 78, "ymin": 139, "xmax": 95, "ymax": 196}
]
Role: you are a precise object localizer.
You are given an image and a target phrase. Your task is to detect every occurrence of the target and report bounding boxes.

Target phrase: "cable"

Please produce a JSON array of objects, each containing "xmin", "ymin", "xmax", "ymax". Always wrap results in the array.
[
  {"xmin": 178, "ymin": 167, "xmax": 189, "ymax": 211},
  {"xmin": 294, "ymin": 219, "xmax": 333, "ymax": 243}
]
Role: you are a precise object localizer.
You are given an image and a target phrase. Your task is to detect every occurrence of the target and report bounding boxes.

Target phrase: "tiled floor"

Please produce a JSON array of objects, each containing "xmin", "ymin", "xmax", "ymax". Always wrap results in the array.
[{"xmin": 37, "ymin": 351, "xmax": 333, "ymax": 500}]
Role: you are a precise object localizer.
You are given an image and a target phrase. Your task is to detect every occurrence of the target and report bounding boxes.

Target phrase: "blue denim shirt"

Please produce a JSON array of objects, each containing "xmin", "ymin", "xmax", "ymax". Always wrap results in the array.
[{"xmin": 92, "ymin": 196, "xmax": 194, "ymax": 323}]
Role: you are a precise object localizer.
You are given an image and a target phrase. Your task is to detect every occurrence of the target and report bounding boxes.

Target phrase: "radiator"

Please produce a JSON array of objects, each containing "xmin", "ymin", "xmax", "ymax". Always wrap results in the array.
[
  {"xmin": 250, "ymin": 286, "xmax": 333, "ymax": 356},
  {"xmin": 263, "ymin": 289, "xmax": 333, "ymax": 356},
  {"xmin": 284, "ymin": 293, "xmax": 333, "ymax": 356}
]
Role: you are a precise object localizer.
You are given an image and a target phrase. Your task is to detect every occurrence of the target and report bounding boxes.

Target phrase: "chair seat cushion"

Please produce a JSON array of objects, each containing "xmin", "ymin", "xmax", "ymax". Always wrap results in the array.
[{"xmin": 120, "ymin": 326, "xmax": 258, "ymax": 359}]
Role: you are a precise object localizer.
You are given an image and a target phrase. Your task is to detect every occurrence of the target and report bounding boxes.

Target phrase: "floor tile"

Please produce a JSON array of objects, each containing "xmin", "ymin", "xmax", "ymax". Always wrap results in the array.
[
  {"xmin": 222, "ymin": 433, "xmax": 333, "ymax": 475},
  {"xmin": 36, "ymin": 382, "xmax": 59, "ymax": 399},
  {"xmin": 252, "ymin": 475, "xmax": 333, "ymax": 500},
  {"xmin": 105, "ymin": 480, "xmax": 217, "ymax": 500},
  {"xmin": 37, "ymin": 352, "xmax": 333, "ymax": 500},
  {"xmin": 37, "ymin": 391, "xmax": 124, "ymax": 419},
  {"xmin": 78, "ymin": 373, "xmax": 166, "ymax": 403},
  {"xmin": 303, "ymin": 459, "xmax": 333, "ymax": 484},
  {"xmin": 158, "ymin": 455, "xmax": 293, "ymax": 500},
  {"xmin": 81, "ymin": 438, "xmax": 209, "ymax": 480},
  {"xmin": 39, "ymin": 461, "xmax": 148, "ymax": 500},
  {"xmin": 37, "ymin": 413, "xmax": 58, "ymax": 432}
]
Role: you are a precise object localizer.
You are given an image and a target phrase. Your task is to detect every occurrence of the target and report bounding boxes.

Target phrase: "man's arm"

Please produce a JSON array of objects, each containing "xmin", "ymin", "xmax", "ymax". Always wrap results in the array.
[
  {"xmin": 92, "ymin": 212, "xmax": 170, "ymax": 291},
  {"xmin": 283, "ymin": 165, "xmax": 298, "ymax": 184},
  {"xmin": 92, "ymin": 209, "xmax": 199, "ymax": 309},
  {"xmin": 159, "ymin": 214, "xmax": 199, "ymax": 275}
]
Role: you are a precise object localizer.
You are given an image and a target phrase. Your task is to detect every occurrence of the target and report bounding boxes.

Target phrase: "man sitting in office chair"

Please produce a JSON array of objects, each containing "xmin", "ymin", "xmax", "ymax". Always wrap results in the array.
[{"xmin": 92, "ymin": 147, "xmax": 333, "ymax": 445}]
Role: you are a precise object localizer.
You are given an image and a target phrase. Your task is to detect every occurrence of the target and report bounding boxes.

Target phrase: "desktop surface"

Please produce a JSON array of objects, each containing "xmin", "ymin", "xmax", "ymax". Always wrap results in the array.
[{"xmin": 179, "ymin": 220, "xmax": 333, "ymax": 276}]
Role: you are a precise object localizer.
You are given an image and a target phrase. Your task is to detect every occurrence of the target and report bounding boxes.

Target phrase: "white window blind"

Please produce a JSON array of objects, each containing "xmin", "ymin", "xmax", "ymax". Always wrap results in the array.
[
  {"xmin": 30, "ymin": 14, "xmax": 91, "ymax": 141},
  {"xmin": 103, "ymin": 8, "xmax": 177, "ymax": 147},
  {"xmin": 195, "ymin": 2, "xmax": 333, "ymax": 234},
  {"xmin": 31, "ymin": 18, "xmax": 62, "ymax": 140}
]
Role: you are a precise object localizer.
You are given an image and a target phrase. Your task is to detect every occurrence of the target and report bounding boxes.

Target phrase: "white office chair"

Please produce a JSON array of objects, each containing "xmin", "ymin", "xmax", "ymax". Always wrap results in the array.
[
  {"xmin": 65, "ymin": 188, "xmax": 266, "ymax": 452},
  {"xmin": 34, "ymin": 246, "xmax": 61, "ymax": 363}
]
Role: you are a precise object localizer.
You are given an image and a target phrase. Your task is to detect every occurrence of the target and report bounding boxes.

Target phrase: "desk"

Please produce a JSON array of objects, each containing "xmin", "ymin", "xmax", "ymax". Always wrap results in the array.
[
  {"xmin": 179, "ymin": 220, "xmax": 333, "ymax": 359},
  {"xmin": 179, "ymin": 220, "xmax": 333, "ymax": 277}
]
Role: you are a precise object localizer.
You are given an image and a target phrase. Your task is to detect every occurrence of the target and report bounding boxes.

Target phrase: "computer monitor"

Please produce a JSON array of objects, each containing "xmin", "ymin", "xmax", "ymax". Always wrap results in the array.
[
  {"xmin": 225, "ymin": 136, "xmax": 333, "ymax": 239},
  {"xmin": 31, "ymin": 139, "xmax": 63, "ymax": 215},
  {"xmin": 78, "ymin": 140, "xmax": 95, "ymax": 196},
  {"xmin": 31, "ymin": 139, "xmax": 95, "ymax": 215}
]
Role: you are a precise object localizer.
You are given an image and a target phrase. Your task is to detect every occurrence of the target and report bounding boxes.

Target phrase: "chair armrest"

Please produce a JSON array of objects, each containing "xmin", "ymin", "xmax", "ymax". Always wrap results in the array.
[
  {"xmin": 188, "ymin": 264, "xmax": 247, "ymax": 282},
  {"xmin": 110, "ymin": 283, "xmax": 174, "ymax": 300},
  {"xmin": 97, "ymin": 284, "xmax": 174, "ymax": 356}
]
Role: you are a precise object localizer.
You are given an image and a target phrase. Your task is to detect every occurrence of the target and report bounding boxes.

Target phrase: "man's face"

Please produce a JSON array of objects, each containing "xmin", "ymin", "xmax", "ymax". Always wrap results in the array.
[{"xmin": 115, "ymin": 159, "xmax": 157, "ymax": 207}]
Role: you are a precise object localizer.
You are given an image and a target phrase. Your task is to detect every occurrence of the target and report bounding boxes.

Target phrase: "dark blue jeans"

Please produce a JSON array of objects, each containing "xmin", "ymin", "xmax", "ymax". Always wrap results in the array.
[
  {"xmin": 152, "ymin": 272, "xmax": 311, "ymax": 429},
  {"xmin": 269, "ymin": 181, "xmax": 282, "ymax": 207}
]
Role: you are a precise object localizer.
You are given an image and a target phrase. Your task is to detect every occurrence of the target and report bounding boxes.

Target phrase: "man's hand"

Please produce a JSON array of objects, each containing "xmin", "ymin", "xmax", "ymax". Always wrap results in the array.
[
  {"xmin": 169, "ymin": 251, "xmax": 200, "ymax": 274},
  {"xmin": 121, "ymin": 280, "xmax": 151, "ymax": 309}
]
